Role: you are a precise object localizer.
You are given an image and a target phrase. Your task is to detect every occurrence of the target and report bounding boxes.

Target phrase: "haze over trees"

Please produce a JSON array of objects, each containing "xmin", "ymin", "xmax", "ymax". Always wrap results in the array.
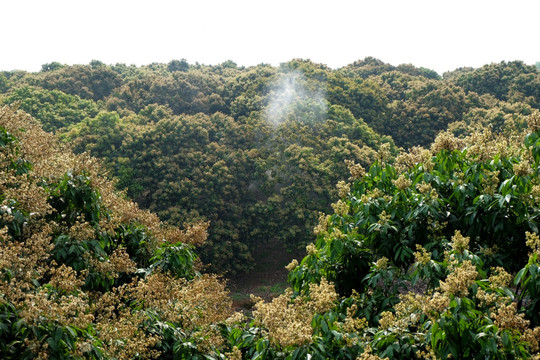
[{"xmin": 1, "ymin": 57, "xmax": 540, "ymax": 359}]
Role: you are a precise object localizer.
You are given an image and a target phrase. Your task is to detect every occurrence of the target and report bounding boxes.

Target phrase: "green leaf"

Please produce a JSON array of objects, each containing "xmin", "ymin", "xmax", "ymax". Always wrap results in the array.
[
  {"xmin": 514, "ymin": 267, "xmax": 527, "ymax": 286},
  {"xmin": 320, "ymin": 319, "xmax": 329, "ymax": 333}
]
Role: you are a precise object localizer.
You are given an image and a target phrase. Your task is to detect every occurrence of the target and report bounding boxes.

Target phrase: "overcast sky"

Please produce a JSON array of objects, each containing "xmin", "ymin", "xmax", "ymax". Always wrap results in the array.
[{"xmin": 2, "ymin": 0, "xmax": 538, "ymax": 74}]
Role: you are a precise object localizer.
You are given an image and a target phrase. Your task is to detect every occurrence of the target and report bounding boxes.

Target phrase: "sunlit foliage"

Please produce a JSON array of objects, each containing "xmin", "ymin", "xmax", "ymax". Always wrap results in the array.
[
  {"xmin": 2, "ymin": 57, "xmax": 538, "ymax": 275},
  {"xmin": 0, "ymin": 106, "xmax": 232, "ymax": 359},
  {"xmin": 1, "ymin": 55, "xmax": 539, "ymax": 359}
]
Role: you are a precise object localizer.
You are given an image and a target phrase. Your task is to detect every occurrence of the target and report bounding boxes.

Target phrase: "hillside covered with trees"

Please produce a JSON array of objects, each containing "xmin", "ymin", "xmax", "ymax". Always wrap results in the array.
[
  {"xmin": 1, "ymin": 58, "xmax": 540, "ymax": 358},
  {"xmin": 2, "ymin": 58, "xmax": 538, "ymax": 275}
]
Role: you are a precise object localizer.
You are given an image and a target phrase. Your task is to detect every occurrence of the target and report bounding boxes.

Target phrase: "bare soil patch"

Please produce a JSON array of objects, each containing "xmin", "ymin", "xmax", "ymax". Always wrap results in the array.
[{"xmin": 227, "ymin": 238, "xmax": 304, "ymax": 310}]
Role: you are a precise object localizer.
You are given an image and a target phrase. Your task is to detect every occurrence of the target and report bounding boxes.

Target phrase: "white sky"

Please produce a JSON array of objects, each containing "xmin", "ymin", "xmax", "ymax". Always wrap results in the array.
[{"xmin": 2, "ymin": 0, "xmax": 539, "ymax": 74}]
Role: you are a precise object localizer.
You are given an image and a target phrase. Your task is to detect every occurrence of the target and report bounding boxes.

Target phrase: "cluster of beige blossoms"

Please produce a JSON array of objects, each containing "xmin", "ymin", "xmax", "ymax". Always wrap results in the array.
[
  {"xmin": 356, "ymin": 345, "xmax": 389, "ymax": 360},
  {"xmin": 313, "ymin": 212, "xmax": 331, "ymax": 236},
  {"xmin": 421, "ymin": 291, "xmax": 451, "ymax": 319},
  {"xmin": 464, "ymin": 127, "xmax": 523, "ymax": 162},
  {"xmin": 336, "ymin": 180, "xmax": 351, "ymax": 198},
  {"xmin": 374, "ymin": 256, "xmax": 389, "ymax": 270},
  {"xmin": 414, "ymin": 244, "xmax": 431, "ymax": 265},
  {"xmin": 481, "ymin": 169, "xmax": 500, "ymax": 195},
  {"xmin": 392, "ymin": 174, "xmax": 412, "ymax": 191},
  {"xmin": 342, "ymin": 303, "xmax": 368, "ymax": 334},
  {"xmin": 158, "ymin": 220, "xmax": 210, "ymax": 247},
  {"xmin": 491, "ymin": 302, "xmax": 529, "ymax": 333},
  {"xmin": 252, "ymin": 278, "xmax": 338, "ymax": 348},
  {"xmin": 415, "ymin": 182, "xmax": 432, "ymax": 194},
  {"xmin": 448, "ymin": 230, "xmax": 469, "ymax": 254},
  {"xmin": 358, "ymin": 188, "xmax": 385, "ymax": 204},
  {"xmin": 89, "ymin": 247, "xmax": 137, "ymax": 280},
  {"xmin": 285, "ymin": 258, "xmax": 299, "ymax": 271},
  {"xmin": 526, "ymin": 231, "xmax": 540, "ymax": 258},
  {"xmin": 527, "ymin": 110, "xmax": 540, "ymax": 133},
  {"xmin": 394, "ymin": 146, "xmax": 433, "ymax": 173},
  {"xmin": 439, "ymin": 259, "xmax": 478, "ymax": 297},
  {"xmin": 488, "ymin": 266, "xmax": 512, "ymax": 289},
  {"xmin": 332, "ymin": 199, "xmax": 349, "ymax": 216},
  {"xmin": 395, "ymin": 111, "xmax": 540, "ymax": 178},
  {"xmin": 345, "ymin": 159, "xmax": 366, "ymax": 180},
  {"xmin": 376, "ymin": 210, "xmax": 391, "ymax": 226},
  {"xmin": 377, "ymin": 143, "xmax": 393, "ymax": 164},
  {"xmin": 377, "ymin": 292, "xmax": 426, "ymax": 332},
  {"xmin": 430, "ymin": 130, "xmax": 465, "ymax": 154}
]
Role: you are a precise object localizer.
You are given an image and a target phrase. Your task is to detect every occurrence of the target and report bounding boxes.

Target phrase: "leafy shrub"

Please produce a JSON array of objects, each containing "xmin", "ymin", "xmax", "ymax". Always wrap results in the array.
[{"xmin": 0, "ymin": 106, "xmax": 232, "ymax": 359}]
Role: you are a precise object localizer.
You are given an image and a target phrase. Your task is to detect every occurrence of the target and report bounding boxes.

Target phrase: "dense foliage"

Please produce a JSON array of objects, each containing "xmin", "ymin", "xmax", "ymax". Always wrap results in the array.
[
  {"xmin": 1, "ymin": 55, "xmax": 539, "ymax": 359},
  {"xmin": 224, "ymin": 111, "xmax": 540, "ymax": 359},
  {"xmin": 1, "ymin": 58, "xmax": 538, "ymax": 275},
  {"xmin": 0, "ymin": 106, "xmax": 233, "ymax": 359}
]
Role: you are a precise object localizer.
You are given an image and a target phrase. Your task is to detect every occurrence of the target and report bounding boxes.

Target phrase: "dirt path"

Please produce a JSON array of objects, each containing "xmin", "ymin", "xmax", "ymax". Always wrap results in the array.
[{"xmin": 227, "ymin": 238, "xmax": 304, "ymax": 310}]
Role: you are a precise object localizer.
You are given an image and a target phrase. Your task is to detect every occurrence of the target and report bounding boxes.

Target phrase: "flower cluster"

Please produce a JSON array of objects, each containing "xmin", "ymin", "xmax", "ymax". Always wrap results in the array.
[
  {"xmin": 449, "ymin": 230, "xmax": 469, "ymax": 253},
  {"xmin": 475, "ymin": 288, "xmax": 499, "ymax": 307},
  {"xmin": 159, "ymin": 221, "xmax": 209, "ymax": 247},
  {"xmin": 375, "ymin": 256, "xmax": 389, "ymax": 270},
  {"xmin": 306, "ymin": 243, "xmax": 317, "ymax": 255},
  {"xmin": 526, "ymin": 231, "xmax": 540, "ymax": 257},
  {"xmin": 527, "ymin": 110, "xmax": 540, "ymax": 133},
  {"xmin": 341, "ymin": 304, "xmax": 367, "ymax": 333},
  {"xmin": 491, "ymin": 302, "xmax": 529, "ymax": 333},
  {"xmin": 514, "ymin": 159, "xmax": 532, "ymax": 177},
  {"xmin": 394, "ymin": 146, "xmax": 431, "ymax": 173},
  {"xmin": 48, "ymin": 262, "xmax": 85, "ymax": 293},
  {"xmin": 224, "ymin": 346, "xmax": 242, "ymax": 360},
  {"xmin": 345, "ymin": 159, "xmax": 366, "ymax": 180},
  {"xmin": 522, "ymin": 327, "xmax": 540, "ymax": 353},
  {"xmin": 307, "ymin": 278, "xmax": 339, "ymax": 313},
  {"xmin": 378, "ymin": 311, "xmax": 396, "ymax": 330},
  {"xmin": 377, "ymin": 210, "xmax": 391, "ymax": 225},
  {"xmin": 285, "ymin": 258, "xmax": 299, "ymax": 271},
  {"xmin": 356, "ymin": 345, "xmax": 389, "ymax": 360},
  {"xmin": 488, "ymin": 266, "xmax": 512, "ymax": 289},
  {"xmin": 336, "ymin": 180, "xmax": 351, "ymax": 198},
  {"xmin": 89, "ymin": 247, "xmax": 136, "ymax": 279},
  {"xmin": 313, "ymin": 212, "xmax": 331, "ymax": 235},
  {"xmin": 252, "ymin": 289, "xmax": 313, "ymax": 347},
  {"xmin": 392, "ymin": 174, "xmax": 412, "ymax": 191},
  {"xmin": 359, "ymin": 188, "xmax": 385, "ymax": 204},
  {"xmin": 414, "ymin": 244, "xmax": 431, "ymax": 265},
  {"xmin": 422, "ymin": 291, "xmax": 451, "ymax": 318},
  {"xmin": 440, "ymin": 260, "xmax": 478, "ymax": 297},
  {"xmin": 482, "ymin": 169, "xmax": 500, "ymax": 195},
  {"xmin": 252, "ymin": 279, "xmax": 338, "ymax": 348},
  {"xmin": 95, "ymin": 308, "xmax": 161, "ymax": 360},
  {"xmin": 430, "ymin": 130, "xmax": 464, "ymax": 154},
  {"xmin": 415, "ymin": 182, "xmax": 432, "ymax": 194},
  {"xmin": 332, "ymin": 199, "xmax": 349, "ymax": 216},
  {"xmin": 377, "ymin": 143, "xmax": 392, "ymax": 164}
]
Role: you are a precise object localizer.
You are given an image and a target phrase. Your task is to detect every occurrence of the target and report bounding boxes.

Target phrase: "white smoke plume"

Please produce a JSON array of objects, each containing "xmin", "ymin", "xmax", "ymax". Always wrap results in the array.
[{"xmin": 264, "ymin": 71, "xmax": 327, "ymax": 127}]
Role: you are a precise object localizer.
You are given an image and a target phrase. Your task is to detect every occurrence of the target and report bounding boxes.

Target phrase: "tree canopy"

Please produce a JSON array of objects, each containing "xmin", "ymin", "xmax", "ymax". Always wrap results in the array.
[
  {"xmin": 1, "ymin": 57, "xmax": 538, "ymax": 274},
  {"xmin": 1, "ymin": 56, "xmax": 539, "ymax": 359}
]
